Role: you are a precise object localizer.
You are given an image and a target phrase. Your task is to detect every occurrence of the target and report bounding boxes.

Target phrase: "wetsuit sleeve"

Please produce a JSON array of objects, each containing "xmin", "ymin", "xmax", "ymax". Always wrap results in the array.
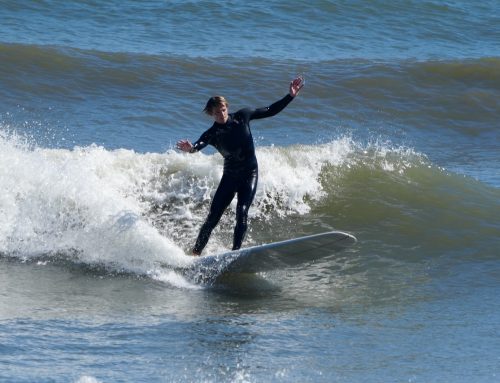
[
  {"xmin": 190, "ymin": 130, "xmax": 212, "ymax": 152},
  {"xmin": 247, "ymin": 94, "xmax": 294, "ymax": 120}
]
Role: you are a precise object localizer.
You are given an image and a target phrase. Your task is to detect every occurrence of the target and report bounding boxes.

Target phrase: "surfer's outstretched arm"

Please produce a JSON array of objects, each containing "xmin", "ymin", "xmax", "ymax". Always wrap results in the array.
[
  {"xmin": 289, "ymin": 76, "xmax": 304, "ymax": 97},
  {"xmin": 176, "ymin": 139, "xmax": 193, "ymax": 152},
  {"xmin": 245, "ymin": 76, "xmax": 305, "ymax": 120},
  {"xmin": 176, "ymin": 133, "xmax": 209, "ymax": 153}
]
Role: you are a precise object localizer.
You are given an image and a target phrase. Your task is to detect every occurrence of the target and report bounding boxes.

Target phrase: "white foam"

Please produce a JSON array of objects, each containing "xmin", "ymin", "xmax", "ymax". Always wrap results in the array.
[
  {"xmin": 0, "ymin": 132, "xmax": 190, "ymax": 283},
  {"xmin": 0, "ymin": 130, "xmax": 424, "ymax": 284},
  {"xmin": 74, "ymin": 376, "xmax": 102, "ymax": 383},
  {"xmin": 256, "ymin": 137, "xmax": 356, "ymax": 215}
]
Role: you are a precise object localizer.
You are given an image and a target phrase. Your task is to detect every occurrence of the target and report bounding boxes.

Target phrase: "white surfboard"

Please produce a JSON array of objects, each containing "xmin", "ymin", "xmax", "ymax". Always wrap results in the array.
[{"xmin": 179, "ymin": 231, "xmax": 356, "ymax": 283}]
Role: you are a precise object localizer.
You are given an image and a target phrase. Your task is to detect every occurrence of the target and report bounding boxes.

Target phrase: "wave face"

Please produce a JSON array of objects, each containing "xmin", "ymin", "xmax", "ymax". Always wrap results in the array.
[{"xmin": 1, "ymin": 132, "xmax": 498, "ymax": 287}]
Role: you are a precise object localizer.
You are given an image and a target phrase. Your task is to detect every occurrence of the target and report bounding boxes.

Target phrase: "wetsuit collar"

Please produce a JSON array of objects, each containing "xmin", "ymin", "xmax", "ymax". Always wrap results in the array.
[{"xmin": 214, "ymin": 114, "xmax": 233, "ymax": 128}]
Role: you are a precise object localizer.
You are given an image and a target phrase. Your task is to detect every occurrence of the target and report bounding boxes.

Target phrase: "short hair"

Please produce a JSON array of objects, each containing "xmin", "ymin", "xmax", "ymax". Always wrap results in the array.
[{"xmin": 203, "ymin": 96, "xmax": 228, "ymax": 116}]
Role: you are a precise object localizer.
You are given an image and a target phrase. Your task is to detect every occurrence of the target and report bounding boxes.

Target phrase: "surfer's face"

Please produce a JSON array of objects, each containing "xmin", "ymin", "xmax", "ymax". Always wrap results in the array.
[{"xmin": 212, "ymin": 105, "xmax": 228, "ymax": 124}]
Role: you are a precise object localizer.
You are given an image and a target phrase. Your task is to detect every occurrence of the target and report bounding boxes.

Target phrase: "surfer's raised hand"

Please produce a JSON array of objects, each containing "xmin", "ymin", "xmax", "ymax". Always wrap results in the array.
[
  {"xmin": 176, "ymin": 139, "xmax": 193, "ymax": 153},
  {"xmin": 289, "ymin": 76, "xmax": 305, "ymax": 97}
]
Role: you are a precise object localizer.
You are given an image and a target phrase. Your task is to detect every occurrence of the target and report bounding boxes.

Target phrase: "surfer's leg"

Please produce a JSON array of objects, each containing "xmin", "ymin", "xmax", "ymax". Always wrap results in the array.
[
  {"xmin": 233, "ymin": 171, "xmax": 258, "ymax": 250},
  {"xmin": 192, "ymin": 175, "xmax": 236, "ymax": 255}
]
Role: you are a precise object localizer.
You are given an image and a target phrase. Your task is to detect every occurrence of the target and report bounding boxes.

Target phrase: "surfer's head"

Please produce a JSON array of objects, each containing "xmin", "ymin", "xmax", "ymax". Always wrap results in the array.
[{"xmin": 204, "ymin": 96, "xmax": 229, "ymax": 124}]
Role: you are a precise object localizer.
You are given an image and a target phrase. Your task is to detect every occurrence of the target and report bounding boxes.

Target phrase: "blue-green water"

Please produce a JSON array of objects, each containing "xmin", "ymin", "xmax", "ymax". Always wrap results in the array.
[{"xmin": 1, "ymin": 1, "xmax": 499, "ymax": 382}]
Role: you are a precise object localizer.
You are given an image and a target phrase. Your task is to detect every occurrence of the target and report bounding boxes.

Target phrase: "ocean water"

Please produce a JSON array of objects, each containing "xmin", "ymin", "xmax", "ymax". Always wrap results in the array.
[{"xmin": 1, "ymin": 1, "xmax": 499, "ymax": 382}]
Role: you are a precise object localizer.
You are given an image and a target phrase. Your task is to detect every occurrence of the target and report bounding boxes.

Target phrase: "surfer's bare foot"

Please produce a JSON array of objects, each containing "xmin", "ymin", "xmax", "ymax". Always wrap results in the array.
[{"xmin": 191, "ymin": 250, "xmax": 201, "ymax": 256}]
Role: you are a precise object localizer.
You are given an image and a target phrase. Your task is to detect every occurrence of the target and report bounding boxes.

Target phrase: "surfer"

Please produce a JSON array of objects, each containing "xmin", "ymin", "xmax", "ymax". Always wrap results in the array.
[{"xmin": 176, "ymin": 76, "xmax": 304, "ymax": 255}]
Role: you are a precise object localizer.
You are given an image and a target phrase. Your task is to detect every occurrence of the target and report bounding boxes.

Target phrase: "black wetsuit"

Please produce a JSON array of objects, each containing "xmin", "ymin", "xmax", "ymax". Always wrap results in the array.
[{"xmin": 191, "ymin": 94, "xmax": 294, "ymax": 253}]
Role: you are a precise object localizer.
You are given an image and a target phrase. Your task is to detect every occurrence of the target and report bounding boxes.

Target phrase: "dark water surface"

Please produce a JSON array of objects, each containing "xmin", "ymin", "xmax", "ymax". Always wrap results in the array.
[{"xmin": 1, "ymin": 1, "xmax": 499, "ymax": 382}]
